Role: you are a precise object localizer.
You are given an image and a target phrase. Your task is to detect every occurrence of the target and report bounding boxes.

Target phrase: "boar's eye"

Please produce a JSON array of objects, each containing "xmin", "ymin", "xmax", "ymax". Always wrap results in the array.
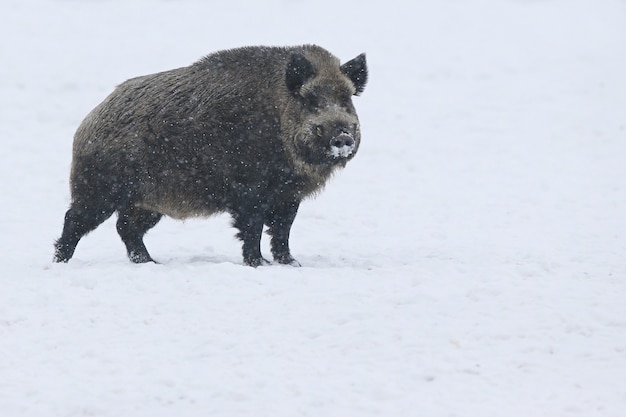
[
  {"xmin": 304, "ymin": 92, "xmax": 321, "ymax": 109},
  {"xmin": 338, "ymin": 95, "xmax": 354, "ymax": 113}
]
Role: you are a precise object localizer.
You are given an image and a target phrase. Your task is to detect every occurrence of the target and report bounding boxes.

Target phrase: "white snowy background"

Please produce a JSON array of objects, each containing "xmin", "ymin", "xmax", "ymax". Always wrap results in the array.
[{"xmin": 1, "ymin": 0, "xmax": 625, "ymax": 416}]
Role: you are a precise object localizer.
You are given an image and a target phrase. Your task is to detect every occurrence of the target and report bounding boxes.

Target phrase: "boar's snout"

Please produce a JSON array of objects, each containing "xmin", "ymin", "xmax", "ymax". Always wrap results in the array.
[
  {"xmin": 329, "ymin": 133, "xmax": 356, "ymax": 158},
  {"xmin": 330, "ymin": 133, "xmax": 355, "ymax": 149}
]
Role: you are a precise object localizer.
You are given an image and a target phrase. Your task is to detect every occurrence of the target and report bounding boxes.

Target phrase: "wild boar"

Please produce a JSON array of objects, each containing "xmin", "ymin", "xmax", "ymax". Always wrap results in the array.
[{"xmin": 53, "ymin": 44, "xmax": 367, "ymax": 266}]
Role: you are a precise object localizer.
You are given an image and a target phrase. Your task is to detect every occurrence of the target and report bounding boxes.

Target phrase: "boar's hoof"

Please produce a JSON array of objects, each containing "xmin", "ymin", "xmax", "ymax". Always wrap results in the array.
[
  {"xmin": 274, "ymin": 254, "xmax": 302, "ymax": 267},
  {"xmin": 244, "ymin": 256, "xmax": 271, "ymax": 268},
  {"xmin": 53, "ymin": 249, "xmax": 70, "ymax": 263},
  {"xmin": 128, "ymin": 250, "xmax": 157, "ymax": 264}
]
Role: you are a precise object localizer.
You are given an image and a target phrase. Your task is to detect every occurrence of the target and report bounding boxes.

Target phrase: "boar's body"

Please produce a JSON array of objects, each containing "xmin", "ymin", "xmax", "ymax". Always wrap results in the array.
[{"xmin": 54, "ymin": 45, "xmax": 367, "ymax": 266}]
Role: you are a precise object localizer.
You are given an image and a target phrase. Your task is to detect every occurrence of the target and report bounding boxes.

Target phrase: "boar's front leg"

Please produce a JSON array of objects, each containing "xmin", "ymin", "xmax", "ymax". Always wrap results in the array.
[
  {"xmin": 266, "ymin": 200, "xmax": 301, "ymax": 267},
  {"xmin": 231, "ymin": 203, "xmax": 270, "ymax": 267}
]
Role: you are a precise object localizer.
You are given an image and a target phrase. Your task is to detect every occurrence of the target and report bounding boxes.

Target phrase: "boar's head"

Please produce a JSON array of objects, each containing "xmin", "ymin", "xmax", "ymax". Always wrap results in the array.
[{"xmin": 282, "ymin": 49, "xmax": 367, "ymax": 172}]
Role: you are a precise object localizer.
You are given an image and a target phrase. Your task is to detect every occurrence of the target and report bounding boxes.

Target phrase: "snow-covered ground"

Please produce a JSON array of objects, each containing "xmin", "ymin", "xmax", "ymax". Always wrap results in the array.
[{"xmin": 1, "ymin": 0, "xmax": 626, "ymax": 416}]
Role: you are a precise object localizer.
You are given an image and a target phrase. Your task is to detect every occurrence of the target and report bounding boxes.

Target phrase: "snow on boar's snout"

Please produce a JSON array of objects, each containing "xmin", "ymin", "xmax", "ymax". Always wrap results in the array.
[{"xmin": 53, "ymin": 45, "xmax": 367, "ymax": 267}]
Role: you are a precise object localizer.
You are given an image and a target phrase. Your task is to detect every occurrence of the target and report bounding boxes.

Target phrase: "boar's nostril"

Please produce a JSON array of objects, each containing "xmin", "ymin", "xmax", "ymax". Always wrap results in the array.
[{"xmin": 330, "ymin": 134, "xmax": 355, "ymax": 148}]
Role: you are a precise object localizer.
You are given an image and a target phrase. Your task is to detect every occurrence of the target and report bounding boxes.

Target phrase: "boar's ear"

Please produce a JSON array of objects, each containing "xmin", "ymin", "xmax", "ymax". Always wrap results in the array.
[
  {"xmin": 341, "ymin": 53, "xmax": 368, "ymax": 96},
  {"xmin": 286, "ymin": 53, "xmax": 316, "ymax": 95}
]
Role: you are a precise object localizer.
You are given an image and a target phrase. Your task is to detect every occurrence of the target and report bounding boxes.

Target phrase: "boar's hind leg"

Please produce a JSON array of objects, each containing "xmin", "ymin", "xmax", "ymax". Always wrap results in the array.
[
  {"xmin": 266, "ymin": 200, "xmax": 301, "ymax": 267},
  {"xmin": 116, "ymin": 206, "xmax": 162, "ymax": 263},
  {"xmin": 53, "ymin": 200, "xmax": 116, "ymax": 262}
]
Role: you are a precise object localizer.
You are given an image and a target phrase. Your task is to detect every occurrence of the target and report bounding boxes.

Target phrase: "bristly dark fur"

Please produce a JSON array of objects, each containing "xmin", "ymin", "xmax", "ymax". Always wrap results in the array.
[{"xmin": 53, "ymin": 44, "xmax": 368, "ymax": 266}]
